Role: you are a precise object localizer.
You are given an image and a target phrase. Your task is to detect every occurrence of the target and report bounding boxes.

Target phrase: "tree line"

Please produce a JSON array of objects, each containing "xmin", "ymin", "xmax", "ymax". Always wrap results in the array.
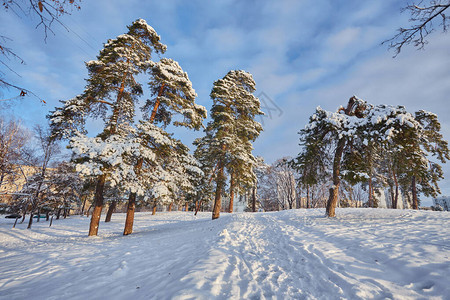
[{"xmin": 1, "ymin": 2, "xmax": 450, "ymax": 236}]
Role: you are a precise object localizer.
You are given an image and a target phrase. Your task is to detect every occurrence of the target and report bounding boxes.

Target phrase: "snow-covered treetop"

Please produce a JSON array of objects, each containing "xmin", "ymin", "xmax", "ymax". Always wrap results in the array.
[
  {"xmin": 127, "ymin": 19, "xmax": 167, "ymax": 54},
  {"xmin": 48, "ymin": 19, "xmax": 168, "ymax": 139},
  {"xmin": 195, "ymin": 70, "xmax": 263, "ymax": 189},
  {"xmin": 306, "ymin": 98, "xmax": 421, "ymax": 143},
  {"xmin": 145, "ymin": 58, "xmax": 206, "ymax": 129}
]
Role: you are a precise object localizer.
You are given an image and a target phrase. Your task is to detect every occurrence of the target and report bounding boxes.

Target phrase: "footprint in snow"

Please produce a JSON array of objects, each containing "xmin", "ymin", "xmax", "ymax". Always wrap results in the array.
[{"xmin": 111, "ymin": 261, "xmax": 128, "ymax": 278}]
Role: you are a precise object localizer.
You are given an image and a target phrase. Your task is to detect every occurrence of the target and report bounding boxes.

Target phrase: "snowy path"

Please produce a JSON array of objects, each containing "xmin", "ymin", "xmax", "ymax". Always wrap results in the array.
[{"xmin": 1, "ymin": 209, "xmax": 449, "ymax": 299}]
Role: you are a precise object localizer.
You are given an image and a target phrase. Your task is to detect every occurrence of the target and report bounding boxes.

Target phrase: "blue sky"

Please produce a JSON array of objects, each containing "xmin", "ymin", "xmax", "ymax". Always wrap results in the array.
[{"xmin": 1, "ymin": 0, "xmax": 450, "ymax": 200}]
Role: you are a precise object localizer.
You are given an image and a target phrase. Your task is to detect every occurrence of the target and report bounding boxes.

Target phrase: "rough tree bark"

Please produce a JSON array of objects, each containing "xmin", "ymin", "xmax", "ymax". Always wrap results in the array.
[
  {"xmin": 212, "ymin": 160, "xmax": 224, "ymax": 220},
  {"xmin": 88, "ymin": 173, "xmax": 106, "ymax": 236},
  {"xmin": 326, "ymin": 138, "xmax": 346, "ymax": 217},
  {"xmin": 325, "ymin": 97, "xmax": 363, "ymax": 217}
]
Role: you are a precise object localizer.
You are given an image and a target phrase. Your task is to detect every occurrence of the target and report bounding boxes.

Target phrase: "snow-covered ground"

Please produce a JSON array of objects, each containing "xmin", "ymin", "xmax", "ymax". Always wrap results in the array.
[{"xmin": 0, "ymin": 209, "xmax": 449, "ymax": 299}]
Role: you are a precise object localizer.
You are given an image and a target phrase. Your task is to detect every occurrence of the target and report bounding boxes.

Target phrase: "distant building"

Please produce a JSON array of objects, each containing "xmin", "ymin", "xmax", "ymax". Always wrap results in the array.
[{"xmin": 0, "ymin": 165, "xmax": 37, "ymax": 205}]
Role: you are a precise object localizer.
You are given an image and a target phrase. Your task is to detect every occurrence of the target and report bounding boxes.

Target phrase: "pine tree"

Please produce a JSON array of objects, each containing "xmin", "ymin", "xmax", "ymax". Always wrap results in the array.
[
  {"xmin": 195, "ymin": 70, "xmax": 263, "ymax": 220},
  {"xmin": 48, "ymin": 19, "xmax": 167, "ymax": 236},
  {"xmin": 122, "ymin": 58, "xmax": 206, "ymax": 235},
  {"xmin": 295, "ymin": 97, "xmax": 448, "ymax": 216}
]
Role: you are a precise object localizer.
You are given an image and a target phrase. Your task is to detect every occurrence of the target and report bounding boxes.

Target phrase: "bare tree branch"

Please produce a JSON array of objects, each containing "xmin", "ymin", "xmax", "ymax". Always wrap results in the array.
[
  {"xmin": 383, "ymin": 0, "xmax": 450, "ymax": 56},
  {"xmin": 1, "ymin": 0, "xmax": 81, "ymax": 102}
]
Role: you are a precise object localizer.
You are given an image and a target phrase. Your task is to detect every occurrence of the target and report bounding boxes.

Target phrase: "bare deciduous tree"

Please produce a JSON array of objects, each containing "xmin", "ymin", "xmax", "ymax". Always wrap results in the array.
[
  {"xmin": 0, "ymin": 117, "xmax": 29, "ymax": 192},
  {"xmin": 26, "ymin": 125, "xmax": 60, "ymax": 229},
  {"xmin": 384, "ymin": 0, "xmax": 450, "ymax": 56},
  {"xmin": 1, "ymin": 0, "xmax": 81, "ymax": 101}
]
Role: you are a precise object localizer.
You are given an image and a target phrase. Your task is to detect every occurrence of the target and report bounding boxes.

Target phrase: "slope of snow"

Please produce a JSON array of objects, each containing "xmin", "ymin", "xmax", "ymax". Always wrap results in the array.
[{"xmin": 0, "ymin": 209, "xmax": 449, "ymax": 299}]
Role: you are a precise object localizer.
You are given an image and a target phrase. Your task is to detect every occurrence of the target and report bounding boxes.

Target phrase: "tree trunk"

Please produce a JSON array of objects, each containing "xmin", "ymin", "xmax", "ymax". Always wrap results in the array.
[
  {"xmin": 228, "ymin": 174, "xmax": 235, "ymax": 213},
  {"xmin": 368, "ymin": 176, "xmax": 373, "ymax": 208},
  {"xmin": 411, "ymin": 176, "xmax": 419, "ymax": 209},
  {"xmin": 86, "ymin": 205, "xmax": 92, "ymax": 217},
  {"xmin": 36, "ymin": 207, "xmax": 41, "ymax": 223},
  {"xmin": 326, "ymin": 138, "xmax": 346, "ymax": 217},
  {"xmin": 185, "ymin": 202, "xmax": 188, "ymax": 212},
  {"xmin": 392, "ymin": 169, "xmax": 399, "ymax": 209},
  {"xmin": 20, "ymin": 207, "xmax": 26, "ymax": 223},
  {"xmin": 49, "ymin": 215, "xmax": 54, "ymax": 227},
  {"xmin": 63, "ymin": 207, "xmax": 67, "ymax": 219},
  {"xmin": 121, "ymin": 156, "xmax": 145, "ymax": 235},
  {"xmin": 152, "ymin": 202, "xmax": 157, "ymax": 215},
  {"xmin": 168, "ymin": 202, "xmax": 173, "ymax": 212},
  {"xmin": 46, "ymin": 211, "xmax": 49, "ymax": 221},
  {"xmin": 212, "ymin": 161, "xmax": 224, "ymax": 220},
  {"xmin": 123, "ymin": 195, "xmax": 136, "ymax": 235},
  {"xmin": 88, "ymin": 174, "xmax": 106, "ymax": 236},
  {"xmin": 81, "ymin": 196, "xmax": 87, "ymax": 215},
  {"xmin": 149, "ymin": 83, "xmax": 165, "ymax": 122},
  {"xmin": 325, "ymin": 96, "xmax": 363, "ymax": 216},
  {"xmin": 306, "ymin": 185, "xmax": 310, "ymax": 209},
  {"xmin": 13, "ymin": 217, "xmax": 19, "ymax": 228},
  {"xmin": 105, "ymin": 200, "xmax": 116, "ymax": 223},
  {"xmin": 252, "ymin": 186, "xmax": 257, "ymax": 212},
  {"xmin": 57, "ymin": 208, "xmax": 62, "ymax": 220},
  {"xmin": 27, "ymin": 212, "xmax": 34, "ymax": 229}
]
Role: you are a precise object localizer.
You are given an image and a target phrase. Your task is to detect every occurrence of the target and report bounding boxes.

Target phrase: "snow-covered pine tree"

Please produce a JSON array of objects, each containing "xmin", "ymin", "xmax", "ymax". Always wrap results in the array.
[
  {"xmin": 195, "ymin": 70, "xmax": 263, "ymax": 220},
  {"xmin": 48, "ymin": 19, "xmax": 167, "ymax": 236},
  {"xmin": 291, "ymin": 109, "xmax": 333, "ymax": 209},
  {"xmin": 122, "ymin": 58, "xmax": 206, "ymax": 235},
  {"xmin": 296, "ymin": 97, "xmax": 449, "ymax": 217},
  {"xmin": 409, "ymin": 110, "xmax": 449, "ymax": 208}
]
